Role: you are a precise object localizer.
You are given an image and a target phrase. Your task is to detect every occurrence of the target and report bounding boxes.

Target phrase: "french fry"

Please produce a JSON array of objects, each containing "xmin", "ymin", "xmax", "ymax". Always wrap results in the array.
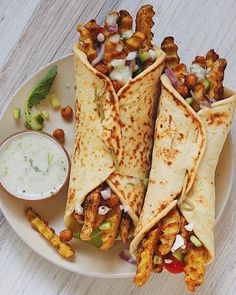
[
  {"xmin": 157, "ymin": 207, "xmax": 180, "ymax": 256},
  {"xmin": 134, "ymin": 227, "xmax": 159, "ymax": 286},
  {"xmin": 119, "ymin": 213, "xmax": 131, "ymax": 244},
  {"xmin": 207, "ymin": 58, "xmax": 227, "ymax": 100},
  {"xmin": 77, "ymin": 25, "xmax": 97, "ymax": 62},
  {"xmin": 25, "ymin": 207, "xmax": 74, "ymax": 258},
  {"xmin": 193, "ymin": 83, "xmax": 206, "ymax": 101},
  {"xmin": 179, "ymin": 215, "xmax": 189, "ymax": 254},
  {"xmin": 161, "ymin": 36, "xmax": 180, "ymax": 69},
  {"xmin": 192, "ymin": 56, "xmax": 206, "ymax": 68},
  {"xmin": 206, "ymin": 49, "xmax": 219, "ymax": 68},
  {"xmin": 125, "ymin": 31, "xmax": 146, "ymax": 51},
  {"xmin": 104, "ymin": 41, "xmax": 126, "ymax": 63},
  {"xmin": 184, "ymin": 247, "xmax": 206, "ymax": 292},
  {"xmin": 136, "ymin": 4, "xmax": 155, "ymax": 51},
  {"xmin": 118, "ymin": 10, "xmax": 133, "ymax": 33},
  {"xmin": 172, "ymin": 63, "xmax": 187, "ymax": 79},
  {"xmin": 80, "ymin": 187, "xmax": 101, "ymax": 241},
  {"xmin": 100, "ymin": 205, "xmax": 122, "ymax": 250}
]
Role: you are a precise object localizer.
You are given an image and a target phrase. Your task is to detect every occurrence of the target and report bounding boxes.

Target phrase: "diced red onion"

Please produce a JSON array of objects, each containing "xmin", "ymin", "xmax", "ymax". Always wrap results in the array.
[
  {"xmin": 128, "ymin": 59, "xmax": 136, "ymax": 72},
  {"xmin": 101, "ymin": 187, "xmax": 111, "ymax": 200},
  {"xmin": 165, "ymin": 68, "xmax": 179, "ymax": 88},
  {"xmin": 206, "ymin": 95, "xmax": 216, "ymax": 103},
  {"xmin": 119, "ymin": 250, "xmax": 137, "ymax": 265},
  {"xmin": 92, "ymin": 45, "xmax": 105, "ymax": 66},
  {"xmin": 108, "ymin": 25, "xmax": 117, "ymax": 33}
]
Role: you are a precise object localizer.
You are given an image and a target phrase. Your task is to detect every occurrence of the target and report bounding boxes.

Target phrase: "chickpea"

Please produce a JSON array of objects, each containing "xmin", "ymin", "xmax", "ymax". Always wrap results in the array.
[
  {"xmin": 61, "ymin": 106, "xmax": 73, "ymax": 120},
  {"xmin": 184, "ymin": 74, "xmax": 198, "ymax": 89},
  {"xmin": 176, "ymin": 84, "xmax": 189, "ymax": 98},
  {"xmin": 53, "ymin": 128, "xmax": 65, "ymax": 144},
  {"xmin": 60, "ymin": 229, "xmax": 73, "ymax": 243}
]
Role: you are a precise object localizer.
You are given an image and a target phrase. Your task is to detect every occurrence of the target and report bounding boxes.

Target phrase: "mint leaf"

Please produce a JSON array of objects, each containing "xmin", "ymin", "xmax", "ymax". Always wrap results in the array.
[{"xmin": 25, "ymin": 66, "xmax": 57, "ymax": 123}]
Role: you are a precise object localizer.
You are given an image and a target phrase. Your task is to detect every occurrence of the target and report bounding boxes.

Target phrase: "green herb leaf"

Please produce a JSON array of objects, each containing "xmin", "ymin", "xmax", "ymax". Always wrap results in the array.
[
  {"xmin": 29, "ymin": 158, "xmax": 41, "ymax": 172},
  {"xmin": 47, "ymin": 153, "xmax": 53, "ymax": 166},
  {"xmin": 25, "ymin": 66, "xmax": 57, "ymax": 123}
]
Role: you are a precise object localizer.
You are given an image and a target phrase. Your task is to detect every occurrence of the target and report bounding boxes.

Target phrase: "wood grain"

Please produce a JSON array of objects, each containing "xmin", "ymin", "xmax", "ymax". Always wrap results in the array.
[{"xmin": 0, "ymin": 0, "xmax": 236, "ymax": 294}]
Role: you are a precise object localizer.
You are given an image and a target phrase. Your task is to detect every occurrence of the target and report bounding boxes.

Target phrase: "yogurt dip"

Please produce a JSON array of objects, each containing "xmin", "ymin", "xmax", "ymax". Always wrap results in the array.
[{"xmin": 0, "ymin": 131, "xmax": 70, "ymax": 200}]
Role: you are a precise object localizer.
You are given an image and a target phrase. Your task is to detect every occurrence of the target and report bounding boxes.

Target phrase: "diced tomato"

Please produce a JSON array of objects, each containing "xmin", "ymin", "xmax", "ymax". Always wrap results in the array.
[
  {"xmin": 99, "ymin": 27, "xmax": 105, "ymax": 34},
  {"xmin": 163, "ymin": 255, "xmax": 185, "ymax": 274}
]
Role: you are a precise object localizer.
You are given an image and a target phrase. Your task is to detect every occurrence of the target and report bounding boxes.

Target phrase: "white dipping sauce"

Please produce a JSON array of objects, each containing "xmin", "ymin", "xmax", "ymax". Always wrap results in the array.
[{"xmin": 0, "ymin": 132, "xmax": 69, "ymax": 200}]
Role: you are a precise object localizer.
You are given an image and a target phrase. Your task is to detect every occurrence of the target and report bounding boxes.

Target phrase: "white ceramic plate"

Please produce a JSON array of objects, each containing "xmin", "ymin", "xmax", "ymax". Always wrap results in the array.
[{"xmin": 0, "ymin": 54, "xmax": 234, "ymax": 278}]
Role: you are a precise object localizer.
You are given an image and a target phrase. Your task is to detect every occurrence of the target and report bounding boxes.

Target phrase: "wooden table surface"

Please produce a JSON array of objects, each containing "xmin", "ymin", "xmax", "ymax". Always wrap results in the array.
[{"xmin": 0, "ymin": 1, "xmax": 236, "ymax": 294}]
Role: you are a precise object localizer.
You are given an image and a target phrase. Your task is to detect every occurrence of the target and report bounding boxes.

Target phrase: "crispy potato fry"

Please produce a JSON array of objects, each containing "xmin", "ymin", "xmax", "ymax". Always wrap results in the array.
[
  {"xmin": 100, "ymin": 205, "xmax": 122, "ymax": 250},
  {"xmin": 206, "ymin": 49, "xmax": 219, "ymax": 68},
  {"xmin": 25, "ymin": 207, "xmax": 74, "ymax": 258},
  {"xmin": 118, "ymin": 10, "xmax": 133, "ymax": 33},
  {"xmin": 119, "ymin": 213, "xmax": 131, "ymax": 244},
  {"xmin": 77, "ymin": 25, "xmax": 97, "ymax": 62},
  {"xmin": 135, "ymin": 4, "xmax": 155, "ymax": 50},
  {"xmin": 104, "ymin": 41, "xmax": 126, "ymax": 63},
  {"xmin": 207, "ymin": 58, "xmax": 227, "ymax": 100},
  {"xmin": 173, "ymin": 63, "xmax": 187, "ymax": 79},
  {"xmin": 193, "ymin": 83, "xmax": 206, "ymax": 101},
  {"xmin": 157, "ymin": 207, "xmax": 180, "ymax": 256},
  {"xmin": 80, "ymin": 187, "xmax": 101, "ymax": 241},
  {"xmin": 134, "ymin": 227, "xmax": 159, "ymax": 286},
  {"xmin": 192, "ymin": 56, "xmax": 206, "ymax": 68},
  {"xmin": 179, "ymin": 216, "xmax": 189, "ymax": 254},
  {"xmin": 84, "ymin": 20, "xmax": 101, "ymax": 42},
  {"xmin": 125, "ymin": 31, "xmax": 146, "ymax": 51},
  {"xmin": 184, "ymin": 247, "xmax": 206, "ymax": 292},
  {"xmin": 161, "ymin": 36, "xmax": 180, "ymax": 69}
]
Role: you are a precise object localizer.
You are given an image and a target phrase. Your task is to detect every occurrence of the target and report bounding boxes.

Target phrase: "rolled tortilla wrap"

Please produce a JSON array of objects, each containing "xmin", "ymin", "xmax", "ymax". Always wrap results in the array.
[
  {"xmin": 130, "ymin": 75, "xmax": 236, "ymax": 263},
  {"xmin": 64, "ymin": 45, "xmax": 166, "ymax": 230}
]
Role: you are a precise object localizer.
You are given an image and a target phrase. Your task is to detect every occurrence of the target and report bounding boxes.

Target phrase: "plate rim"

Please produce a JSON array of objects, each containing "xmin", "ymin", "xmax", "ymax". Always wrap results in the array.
[{"xmin": 0, "ymin": 53, "xmax": 234, "ymax": 278}]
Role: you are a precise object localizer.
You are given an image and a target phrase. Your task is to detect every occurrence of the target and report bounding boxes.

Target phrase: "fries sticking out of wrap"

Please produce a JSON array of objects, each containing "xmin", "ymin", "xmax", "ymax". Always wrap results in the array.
[
  {"xmin": 64, "ymin": 6, "xmax": 166, "ymax": 250},
  {"xmin": 26, "ymin": 208, "xmax": 74, "ymax": 258},
  {"xmin": 130, "ymin": 39, "xmax": 236, "ymax": 292}
]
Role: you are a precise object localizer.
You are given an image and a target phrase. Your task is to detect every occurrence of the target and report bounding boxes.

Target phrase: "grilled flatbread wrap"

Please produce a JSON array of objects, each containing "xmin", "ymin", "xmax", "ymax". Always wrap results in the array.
[
  {"xmin": 64, "ymin": 45, "xmax": 165, "ymax": 229},
  {"xmin": 130, "ymin": 74, "xmax": 236, "ymax": 263}
]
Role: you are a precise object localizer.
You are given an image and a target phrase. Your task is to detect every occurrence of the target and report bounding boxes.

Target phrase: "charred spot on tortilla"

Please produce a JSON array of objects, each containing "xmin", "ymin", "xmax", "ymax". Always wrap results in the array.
[{"xmin": 207, "ymin": 112, "xmax": 228, "ymax": 126}]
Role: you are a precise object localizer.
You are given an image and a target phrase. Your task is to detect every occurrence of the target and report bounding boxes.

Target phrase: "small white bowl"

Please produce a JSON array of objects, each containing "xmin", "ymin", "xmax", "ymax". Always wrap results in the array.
[{"xmin": 0, "ymin": 131, "xmax": 70, "ymax": 201}]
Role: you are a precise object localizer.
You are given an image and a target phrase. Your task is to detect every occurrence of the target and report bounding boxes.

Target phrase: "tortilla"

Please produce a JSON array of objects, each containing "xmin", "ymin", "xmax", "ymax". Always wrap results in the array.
[
  {"xmin": 130, "ymin": 75, "xmax": 236, "ymax": 262},
  {"xmin": 64, "ymin": 45, "xmax": 166, "ymax": 229}
]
